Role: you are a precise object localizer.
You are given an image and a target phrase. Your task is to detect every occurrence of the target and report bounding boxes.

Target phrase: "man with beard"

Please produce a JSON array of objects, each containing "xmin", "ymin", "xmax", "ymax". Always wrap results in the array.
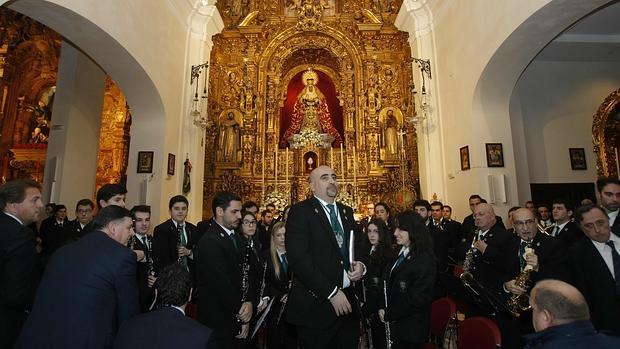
[
  {"xmin": 285, "ymin": 166, "xmax": 365, "ymax": 349},
  {"xmin": 596, "ymin": 177, "xmax": 620, "ymax": 237},
  {"xmin": 195, "ymin": 191, "xmax": 252, "ymax": 348}
]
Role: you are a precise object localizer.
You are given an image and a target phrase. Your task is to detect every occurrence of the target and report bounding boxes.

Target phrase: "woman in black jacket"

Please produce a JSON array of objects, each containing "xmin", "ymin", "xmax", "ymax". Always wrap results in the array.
[
  {"xmin": 361, "ymin": 218, "xmax": 396, "ymax": 349},
  {"xmin": 379, "ymin": 210, "xmax": 437, "ymax": 349}
]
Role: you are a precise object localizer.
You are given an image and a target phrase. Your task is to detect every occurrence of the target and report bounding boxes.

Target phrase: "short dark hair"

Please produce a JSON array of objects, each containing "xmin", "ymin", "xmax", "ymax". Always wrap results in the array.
[
  {"xmin": 393, "ymin": 210, "xmax": 435, "ymax": 257},
  {"xmin": 469, "ymin": 195, "xmax": 482, "ymax": 201},
  {"xmin": 537, "ymin": 204, "xmax": 550, "ymax": 210},
  {"xmin": 443, "ymin": 205, "xmax": 452, "ymax": 213},
  {"xmin": 533, "ymin": 282, "xmax": 589, "ymax": 323},
  {"xmin": 596, "ymin": 177, "xmax": 620, "ymax": 193},
  {"xmin": 573, "ymin": 204, "xmax": 607, "ymax": 225},
  {"xmin": 413, "ymin": 199, "xmax": 431, "ymax": 211},
  {"xmin": 92, "ymin": 205, "xmax": 132, "ymax": 230},
  {"xmin": 430, "ymin": 201, "xmax": 443, "ymax": 209},
  {"xmin": 374, "ymin": 202, "xmax": 391, "ymax": 214},
  {"xmin": 242, "ymin": 201, "xmax": 258, "ymax": 211},
  {"xmin": 130, "ymin": 205, "xmax": 151, "ymax": 216},
  {"xmin": 154, "ymin": 264, "xmax": 192, "ymax": 307},
  {"xmin": 211, "ymin": 191, "xmax": 242, "ymax": 216},
  {"xmin": 0, "ymin": 179, "xmax": 41, "ymax": 210},
  {"xmin": 266, "ymin": 203, "xmax": 276, "ymax": 209},
  {"xmin": 46, "ymin": 203, "xmax": 56, "ymax": 210},
  {"xmin": 480, "ymin": 198, "xmax": 488, "ymax": 204},
  {"xmin": 525, "ymin": 200, "xmax": 534, "ymax": 206},
  {"xmin": 75, "ymin": 199, "xmax": 94, "ymax": 211},
  {"xmin": 552, "ymin": 198, "xmax": 574, "ymax": 212},
  {"xmin": 168, "ymin": 195, "xmax": 188, "ymax": 210},
  {"xmin": 96, "ymin": 184, "xmax": 127, "ymax": 209},
  {"xmin": 54, "ymin": 204, "xmax": 67, "ymax": 214},
  {"xmin": 261, "ymin": 209, "xmax": 271, "ymax": 217}
]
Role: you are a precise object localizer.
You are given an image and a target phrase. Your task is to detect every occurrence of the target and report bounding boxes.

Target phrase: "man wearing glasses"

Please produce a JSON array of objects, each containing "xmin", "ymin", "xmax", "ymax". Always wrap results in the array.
[{"xmin": 569, "ymin": 204, "xmax": 620, "ymax": 336}]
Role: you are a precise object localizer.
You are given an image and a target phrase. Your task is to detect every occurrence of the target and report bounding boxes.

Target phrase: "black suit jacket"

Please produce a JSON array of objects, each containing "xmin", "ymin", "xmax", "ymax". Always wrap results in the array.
[
  {"xmin": 503, "ymin": 232, "xmax": 568, "ymax": 286},
  {"xmin": 152, "ymin": 219, "xmax": 198, "ymax": 273},
  {"xmin": 131, "ymin": 234, "xmax": 155, "ymax": 312},
  {"xmin": 427, "ymin": 221, "xmax": 450, "ymax": 273},
  {"xmin": 569, "ymin": 238, "xmax": 620, "ymax": 335},
  {"xmin": 0, "ymin": 213, "xmax": 39, "ymax": 348},
  {"xmin": 285, "ymin": 197, "xmax": 363, "ymax": 329},
  {"xmin": 468, "ymin": 223, "xmax": 512, "ymax": 291},
  {"xmin": 360, "ymin": 243, "xmax": 396, "ymax": 316},
  {"xmin": 17, "ymin": 230, "xmax": 138, "ymax": 348},
  {"xmin": 554, "ymin": 221, "xmax": 584, "ymax": 247},
  {"xmin": 62, "ymin": 219, "xmax": 94, "ymax": 244},
  {"xmin": 195, "ymin": 222, "xmax": 251, "ymax": 335},
  {"xmin": 114, "ymin": 306, "xmax": 212, "ymax": 349},
  {"xmin": 383, "ymin": 250, "xmax": 436, "ymax": 343},
  {"xmin": 611, "ymin": 213, "xmax": 620, "ymax": 238},
  {"xmin": 39, "ymin": 216, "xmax": 69, "ymax": 255}
]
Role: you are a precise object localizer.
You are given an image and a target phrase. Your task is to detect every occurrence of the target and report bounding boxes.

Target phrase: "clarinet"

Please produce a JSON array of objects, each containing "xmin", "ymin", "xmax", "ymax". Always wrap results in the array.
[
  {"xmin": 146, "ymin": 235, "xmax": 156, "ymax": 279},
  {"xmin": 383, "ymin": 280, "xmax": 392, "ymax": 349},
  {"xmin": 237, "ymin": 240, "xmax": 252, "ymax": 332},
  {"xmin": 176, "ymin": 228, "xmax": 183, "ymax": 264},
  {"xmin": 259, "ymin": 261, "xmax": 267, "ymax": 300}
]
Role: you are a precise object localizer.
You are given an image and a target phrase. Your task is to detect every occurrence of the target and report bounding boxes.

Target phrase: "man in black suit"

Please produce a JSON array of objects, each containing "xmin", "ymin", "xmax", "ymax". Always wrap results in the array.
[
  {"xmin": 457, "ymin": 196, "xmax": 505, "ymax": 261},
  {"xmin": 195, "ymin": 191, "xmax": 252, "ymax": 348},
  {"xmin": 62, "ymin": 198, "xmax": 95, "ymax": 243},
  {"xmin": 38, "ymin": 203, "xmax": 69, "ymax": 257},
  {"xmin": 17, "ymin": 205, "xmax": 139, "ymax": 348},
  {"xmin": 596, "ymin": 177, "xmax": 620, "ymax": 237},
  {"xmin": 152, "ymin": 195, "xmax": 198, "ymax": 274},
  {"xmin": 550, "ymin": 198, "xmax": 582, "ymax": 246},
  {"xmin": 569, "ymin": 204, "xmax": 620, "ymax": 335},
  {"xmin": 130, "ymin": 205, "xmax": 156, "ymax": 312},
  {"xmin": 501, "ymin": 208, "xmax": 568, "ymax": 348},
  {"xmin": 285, "ymin": 165, "xmax": 365, "ymax": 349},
  {"xmin": 0, "ymin": 179, "xmax": 43, "ymax": 348},
  {"xmin": 414, "ymin": 200, "xmax": 449, "ymax": 273},
  {"xmin": 257, "ymin": 209, "xmax": 273, "ymax": 251},
  {"xmin": 114, "ymin": 263, "xmax": 212, "ymax": 349}
]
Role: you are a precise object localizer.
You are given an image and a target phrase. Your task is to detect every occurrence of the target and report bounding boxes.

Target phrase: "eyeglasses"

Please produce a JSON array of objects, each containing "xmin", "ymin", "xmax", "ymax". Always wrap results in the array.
[
  {"xmin": 513, "ymin": 219, "xmax": 536, "ymax": 228},
  {"xmin": 242, "ymin": 220, "xmax": 257, "ymax": 226},
  {"xmin": 582, "ymin": 219, "xmax": 608, "ymax": 231}
]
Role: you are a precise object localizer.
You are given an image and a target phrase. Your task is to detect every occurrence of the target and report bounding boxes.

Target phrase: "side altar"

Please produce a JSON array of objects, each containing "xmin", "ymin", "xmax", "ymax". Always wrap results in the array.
[{"xmin": 202, "ymin": 0, "xmax": 419, "ymax": 217}]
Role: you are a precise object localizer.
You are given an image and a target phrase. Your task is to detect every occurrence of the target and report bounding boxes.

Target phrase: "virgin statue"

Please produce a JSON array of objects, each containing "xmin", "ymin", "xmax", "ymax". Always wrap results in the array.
[{"xmin": 281, "ymin": 68, "xmax": 342, "ymax": 147}]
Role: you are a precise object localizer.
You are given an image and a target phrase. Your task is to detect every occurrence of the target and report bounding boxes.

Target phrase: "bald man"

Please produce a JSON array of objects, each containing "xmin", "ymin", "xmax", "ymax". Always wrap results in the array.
[
  {"xmin": 285, "ymin": 166, "xmax": 365, "ymax": 349},
  {"xmin": 466, "ymin": 203, "xmax": 512, "ymax": 292},
  {"xmin": 523, "ymin": 280, "xmax": 620, "ymax": 348}
]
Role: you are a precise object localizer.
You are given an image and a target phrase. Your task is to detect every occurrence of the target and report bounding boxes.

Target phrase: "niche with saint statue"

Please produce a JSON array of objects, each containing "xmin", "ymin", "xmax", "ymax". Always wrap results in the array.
[
  {"xmin": 378, "ymin": 107, "xmax": 405, "ymax": 167},
  {"xmin": 215, "ymin": 109, "xmax": 243, "ymax": 168}
]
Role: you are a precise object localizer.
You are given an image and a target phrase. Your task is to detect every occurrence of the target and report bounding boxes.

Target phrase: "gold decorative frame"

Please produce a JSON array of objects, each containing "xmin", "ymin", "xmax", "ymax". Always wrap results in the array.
[{"xmin": 592, "ymin": 88, "xmax": 620, "ymax": 177}]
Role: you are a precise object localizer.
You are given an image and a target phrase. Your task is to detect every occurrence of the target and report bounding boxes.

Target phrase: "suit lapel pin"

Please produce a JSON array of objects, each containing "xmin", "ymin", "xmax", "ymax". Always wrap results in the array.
[
  {"xmin": 220, "ymin": 232, "xmax": 225, "ymax": 237},
  {"xmin": 536, "ymin": 242, "xmax": 540, "ymax": 247},
  {"xmin": 314, "ymin": 208, "xmax": 319, "ymax": 214}
]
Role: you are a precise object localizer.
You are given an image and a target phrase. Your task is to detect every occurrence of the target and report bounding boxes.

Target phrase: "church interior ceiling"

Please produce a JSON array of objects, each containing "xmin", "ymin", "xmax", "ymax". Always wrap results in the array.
[{"xmin": 204, "ymin": 0, "xmax": 420, "ymax": 216}]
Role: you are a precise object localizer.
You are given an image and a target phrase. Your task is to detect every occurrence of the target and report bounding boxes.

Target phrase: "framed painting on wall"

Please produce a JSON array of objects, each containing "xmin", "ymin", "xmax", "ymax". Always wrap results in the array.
[
  {"xmin": 485, "ymin": 143, "xmax": 504, "ymax": 167},
  {"xmin": 460, "ymin": 146, "xmax": 470, "ymax": 171},
  {"xmin": 167, "ymin": 153, "xmax": 176, "ymax": 175},
  {"xmin": 137, "ymin": 151, "xmax": 154, "ymax": 173},
  {"xmin": 569, "ymin": 148, "xmax": 587, "ymax": 170}
]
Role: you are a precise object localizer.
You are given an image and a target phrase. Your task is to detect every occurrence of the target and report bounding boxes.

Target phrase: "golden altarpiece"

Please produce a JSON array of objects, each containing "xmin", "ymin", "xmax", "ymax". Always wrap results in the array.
[{"xmin": 203, "ymin": 0, "xmax": 420, "ymax": 216}]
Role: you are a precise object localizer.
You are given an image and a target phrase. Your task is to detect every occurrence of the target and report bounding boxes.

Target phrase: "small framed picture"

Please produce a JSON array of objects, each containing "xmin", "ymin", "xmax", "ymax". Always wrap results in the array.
[
  {"xmin": 485, "ymin": 143, "xmax": 504, "ymax": 167},
  {"xmin": 136, "ymin": 151, "xmax": 154, "ymax": 174},
  {"xmin": 460, "ymin": 146, "xmax": 470, "ymax": 171},
  {"xmin": 167, "ymin": 153, "xmax": 176, "ymax": 176},
  {"xmin": 569, "ymin": 148, "xmax": 587, "ymax": 170}
]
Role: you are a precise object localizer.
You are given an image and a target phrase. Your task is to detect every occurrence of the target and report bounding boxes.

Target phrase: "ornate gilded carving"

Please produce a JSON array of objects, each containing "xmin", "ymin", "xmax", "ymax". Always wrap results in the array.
[
  {"xmin": 593, "ymin": 88, "xmax": 620, "ymax": 177},
  {"xmin": 205, "ymin": 0, "xmax": 416, "ymax": 215},
  {"xmin": 96, "ymin": 77, "xmax": 131, "ymax": 190}
]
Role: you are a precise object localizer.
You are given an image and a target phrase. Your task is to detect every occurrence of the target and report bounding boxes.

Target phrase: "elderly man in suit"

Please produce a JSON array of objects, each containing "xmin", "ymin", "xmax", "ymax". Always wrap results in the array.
[
  {"xmin": 114, "ymin": 264, "xmax": 212, "ymax": 348},
  {"xmin": 569, "ymin": 204, "xmax": 620, "ymax": 335},
  {"xmin": 195, "ymin": 191, "xmax": 252, "ymax": 349},
  {"xmin": 0, "ymin": 179, "xmax": 43, "ymax": 348},
  {"xmin": 16, "ymin": 205, "xmax": 139, "ymax": 348},
  {"xmin": 285, "ymin": 165, "xmax": 365, "ymax": 349}
]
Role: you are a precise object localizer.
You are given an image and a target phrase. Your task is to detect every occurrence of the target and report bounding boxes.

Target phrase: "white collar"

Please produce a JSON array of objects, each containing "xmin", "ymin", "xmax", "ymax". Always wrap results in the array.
[
  {"xmin": 314, "ymin": 195, "xmax": 336, "ymax": 209},
  {"xmin": 172, "ymin": 220, "xmax": 186, "ymax": 228},
  {"xmin": 555, "ymin": 220, "xmax": 569, "ymax": 231},
  {"xmin": 398, "ymin": 246, "xmax": 410, "ymax": 257},
  {"xmin": 591, "ymin": 233, "xmax": 620, "ymax": 250},
  {"xmin": 216, "ymin": 221, "xmax": 235, "ymax": 237},
  {"xmin": 3, "ymin": 211, "xmax": 23, "ymax": 225}
]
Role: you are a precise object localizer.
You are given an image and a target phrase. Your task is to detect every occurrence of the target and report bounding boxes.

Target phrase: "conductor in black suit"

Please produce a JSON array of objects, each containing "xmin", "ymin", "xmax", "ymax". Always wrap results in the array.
[
  {"xmin": 16, "ymin": 205, "xmax": 139, "ymax": 348},
  {"xmin": 152, "ymin": 195, "xmax": 198, "ymax": 275},
  {"xmin": 569, "ymin": 204, "xmax": 620, "ymax": 335},
  {"xmin": 0, "ymin": 179, "xmax": 43, "ymax": 348},
  {"xmin": 195, "ymin": 191, "xmax": 253, "ymax": 348},
  {"xmin": 114, "ymin": 263, "xmax": 212, "ymax": 349},
  {"xmin": 285, "ymin": 165, "xmax": 365, "ymax": 349}
]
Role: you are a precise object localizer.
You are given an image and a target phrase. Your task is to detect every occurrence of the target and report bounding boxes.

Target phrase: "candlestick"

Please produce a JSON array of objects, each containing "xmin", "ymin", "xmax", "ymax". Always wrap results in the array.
[
  {"xmin": 353, "ymin": 146, "xmax": 358, "ymax": 200},
  {"xmin": 274, "ymin": 145, "xmax": 278, "ymax": 187},
  {"xmin": 340, "ymin": 146, "xmax": 344, "ymax": 180},
  {"xmin": 286, "ymin": 147, "xmax": 289, "ymax": 182},
  {"xmin": 330, "ymin": 146, "xmax": 334, "ymax": 168},
  {"xmin": 262, "ymin": 141, "xmax": 265, "ymax": 200}
]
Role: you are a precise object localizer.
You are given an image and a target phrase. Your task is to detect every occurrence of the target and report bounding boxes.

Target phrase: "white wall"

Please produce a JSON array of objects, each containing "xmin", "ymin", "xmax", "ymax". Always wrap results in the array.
[{"xmin": 513, "ymin": 60, "xmax": 620, "ymax": 197}]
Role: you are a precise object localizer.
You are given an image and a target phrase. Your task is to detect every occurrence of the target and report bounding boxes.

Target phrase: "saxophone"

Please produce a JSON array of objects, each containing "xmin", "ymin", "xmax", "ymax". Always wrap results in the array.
[
  {"xmin": 507, "ymin": 243, "xmax": 534, "ymax": 317},
  {"xmin": 460, "ymin": 230, "xmax": 480, "ymax": 282}
]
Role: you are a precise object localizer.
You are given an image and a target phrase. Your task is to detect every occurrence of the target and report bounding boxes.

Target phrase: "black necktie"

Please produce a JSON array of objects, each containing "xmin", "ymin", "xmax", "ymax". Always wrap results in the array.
[
  {"xmin": 605, "ymin": 241, "xmax": 620, "ymax": 294},
  {"xmin": 229, "ymin": 232, "xmax": 238, "ymax": 250},
  {"xmin": 281, "ymin": 253, "xmax": 288, "ymax": 274},
  {"xmin": 392, "ymin": 252, "xmax": 405, "ymax": 273}
]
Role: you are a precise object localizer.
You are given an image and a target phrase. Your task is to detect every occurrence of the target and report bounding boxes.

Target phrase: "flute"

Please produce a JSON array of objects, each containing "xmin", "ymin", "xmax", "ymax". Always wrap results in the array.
[{"xmin": 383, "ymin": 280, "xmax": 392, "ymax": 349}]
